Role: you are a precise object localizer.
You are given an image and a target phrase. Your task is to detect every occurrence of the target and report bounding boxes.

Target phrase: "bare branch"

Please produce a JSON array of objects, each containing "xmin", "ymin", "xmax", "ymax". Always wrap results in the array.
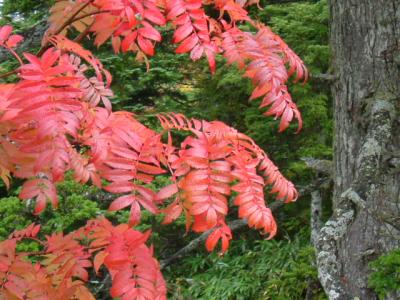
[
  {"xmin": 301, "ymin": 157, "xmax": 333, "ymax": 176},
  {"xmin": 310, "ymin": 73, "xmax": 337, "ymax": 81},
  {"xmin": 159, "ymin": 201, "xmax": 284, "ymax": 270}
]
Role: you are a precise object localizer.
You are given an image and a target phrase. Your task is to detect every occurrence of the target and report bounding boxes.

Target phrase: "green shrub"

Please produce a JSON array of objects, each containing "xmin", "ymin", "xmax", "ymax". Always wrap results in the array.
[
  {"xmin": 0, "ymin": 196, "xmax": 32, "ymax": 239},
  {"xmin": 166, "ymin": 229, "xmax": 326, "ymax": 300},
  {"xmin": 0, "ymin": 178, "xmax": 105, "ymax": 238},
  {"xmin": 369, "ymin": 249, "xmax": 400, "ymax": 299}
]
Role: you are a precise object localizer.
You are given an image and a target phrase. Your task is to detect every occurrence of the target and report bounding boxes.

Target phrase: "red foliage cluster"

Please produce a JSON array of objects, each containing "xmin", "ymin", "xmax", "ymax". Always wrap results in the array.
[
  {"xmin": 46, "ymin": 0, "xmax": 307, "ymax": 128},
  {"xmin": 0, "ymin": 218, "xmax": 165, "ymax": 299},
  {"xmin": 156, "ymin": 113, "xmax": 297, "ymax": 248},
  {"xmin": 0, "ymin": 0, "xmax": 306, "ymax": 297}
]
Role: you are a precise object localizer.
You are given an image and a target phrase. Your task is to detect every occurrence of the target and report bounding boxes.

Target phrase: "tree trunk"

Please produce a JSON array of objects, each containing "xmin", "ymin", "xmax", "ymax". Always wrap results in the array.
[{"xmin": 316, "ymin": 1, "xmax": 400, "ymax": 299}]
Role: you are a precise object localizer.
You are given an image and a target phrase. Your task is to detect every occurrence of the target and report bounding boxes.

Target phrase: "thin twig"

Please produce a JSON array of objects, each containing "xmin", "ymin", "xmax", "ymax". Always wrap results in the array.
[
  {"xmin": 0, "ymin": 69, "xmax": 18, "ymax": 79},
  {"xmin": 74, "ymin": 25, "xmax": 92, "ymax": 44},
  {"xmin": 310, "ymin": 73, "xmax": 337, "ymax": 81},
  {"xmin": 71, "ymin": 10, "xmax": 111, "ymax": 24}
]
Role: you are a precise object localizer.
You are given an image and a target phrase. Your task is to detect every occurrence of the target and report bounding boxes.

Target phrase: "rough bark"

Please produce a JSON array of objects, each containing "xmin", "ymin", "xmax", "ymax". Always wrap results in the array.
[
  {"xmin": 302, "ymin": 157, "xmax": 333, "ymax": 247},
  {"xmin": 310, "ymin": 190, "xmax": 323, "ymax": 247},
  {"xmin": 316, "ymin": 1, "xmax": 400, "ymax": 299}
]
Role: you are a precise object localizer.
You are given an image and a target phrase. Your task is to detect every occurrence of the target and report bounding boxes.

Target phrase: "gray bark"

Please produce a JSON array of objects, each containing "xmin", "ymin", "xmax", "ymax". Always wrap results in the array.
[
  {"xmin": 302, "ymin": 157, "xmax": 333, "ymax": 247},
  {"xmin": 316, "ymin": 1, "xmax": 400, "ymax": 299},
  {"xmin": 310, "ymin": 190, "xmax": 323, "ymax": 247}
]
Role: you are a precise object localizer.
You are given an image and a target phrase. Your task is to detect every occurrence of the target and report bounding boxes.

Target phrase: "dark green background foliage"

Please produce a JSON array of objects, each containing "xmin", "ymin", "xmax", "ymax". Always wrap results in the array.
[{"xmin": 0, "ymin": 1, "xmax": 365, "ymax": 299}]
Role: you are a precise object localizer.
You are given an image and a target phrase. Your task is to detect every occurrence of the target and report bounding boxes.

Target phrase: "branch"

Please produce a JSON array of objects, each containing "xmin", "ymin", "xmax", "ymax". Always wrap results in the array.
[
  {"xmin": 91, "ymin": 273, "xmax": 112, "ymax": 299},
  {"xmin": 267, "ymin": 0, "xmax": 312, "ymax": 3},
  {"xmin": 71, "ymin": 10, "xmax": 111, "ymax": 24},
  {"xmin": 74, "ymin": 25, "xmax": 93, "ymax": 44},
  {"xmin": 159, "ymin": 201, "xmax": 284, "ymax": 270},
  {"xmin": 341, "ymin": 188, "xmax": 366, "ymax": 210},
  {"xmin": 37, "ymin": 0, "xmax": 94, "ymax": 56},
  {"xmin": 310, "ymin": 73, "xmax": 337, "ymax": 81},
  {"xmin": 0, "ymin": 69, "xmax": 18, "ymax": 79},
  {"xmin": 82, "ymin": 190, "xmax": 116, "ymax": 203},
  {"xmin": 301, "ymin": 157, "xmax": 333, "ymax": 177}
]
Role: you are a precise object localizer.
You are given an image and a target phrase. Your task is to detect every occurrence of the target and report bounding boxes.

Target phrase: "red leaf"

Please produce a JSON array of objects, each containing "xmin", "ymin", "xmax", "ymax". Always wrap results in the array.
[
  {"xmin": 129, "ymin": 201, "xmax": 141, "ymax": 226},
  {"xmin": 104, "ymin": 181, "xmax": 135, "ymax": 193},
  {"xmin": 139, "ymin": 23, "xmax": 162, "ymax": 42},
  {"xmin": 0, "ymin": 25, "xmax": 12, "ymax": 41},
  {"xmin": 138, "ymin": 197, "xmax": 157, "ymax": 214},
  {"xmin": 175, "ymin": 33, "xmax": 199, "ymax": 54},
  {"xmin": 205, "ymin": 229, "xmax": 221, "ymax": 252},
  {"xmin": 156, "ymin": 184, "xmax": 179, "ymax": 201},
  {"xmin": 108, "ymin": 195, "xmax": 135, "ymax": 211},
  {"xmin": 6, "ymin": 35, "xmax": 23, "ymax": 48},
  {"xmin": 137, "ymin": 35, "xmax": 154, "ymax": 56},
  {"xmin": 121, "ymin": 31, "xmax": 138, "ymax": 52},
  {"xmin": 173, "ymin": 22, "xmax": 193, "ymax": 43},
  {"xmin": 161, "ymin": 199, "xmax": 183, "ymax": 224},
  {"xmin": 94, "ymin": 251, "xmax": 107, "ymax": 274}
]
